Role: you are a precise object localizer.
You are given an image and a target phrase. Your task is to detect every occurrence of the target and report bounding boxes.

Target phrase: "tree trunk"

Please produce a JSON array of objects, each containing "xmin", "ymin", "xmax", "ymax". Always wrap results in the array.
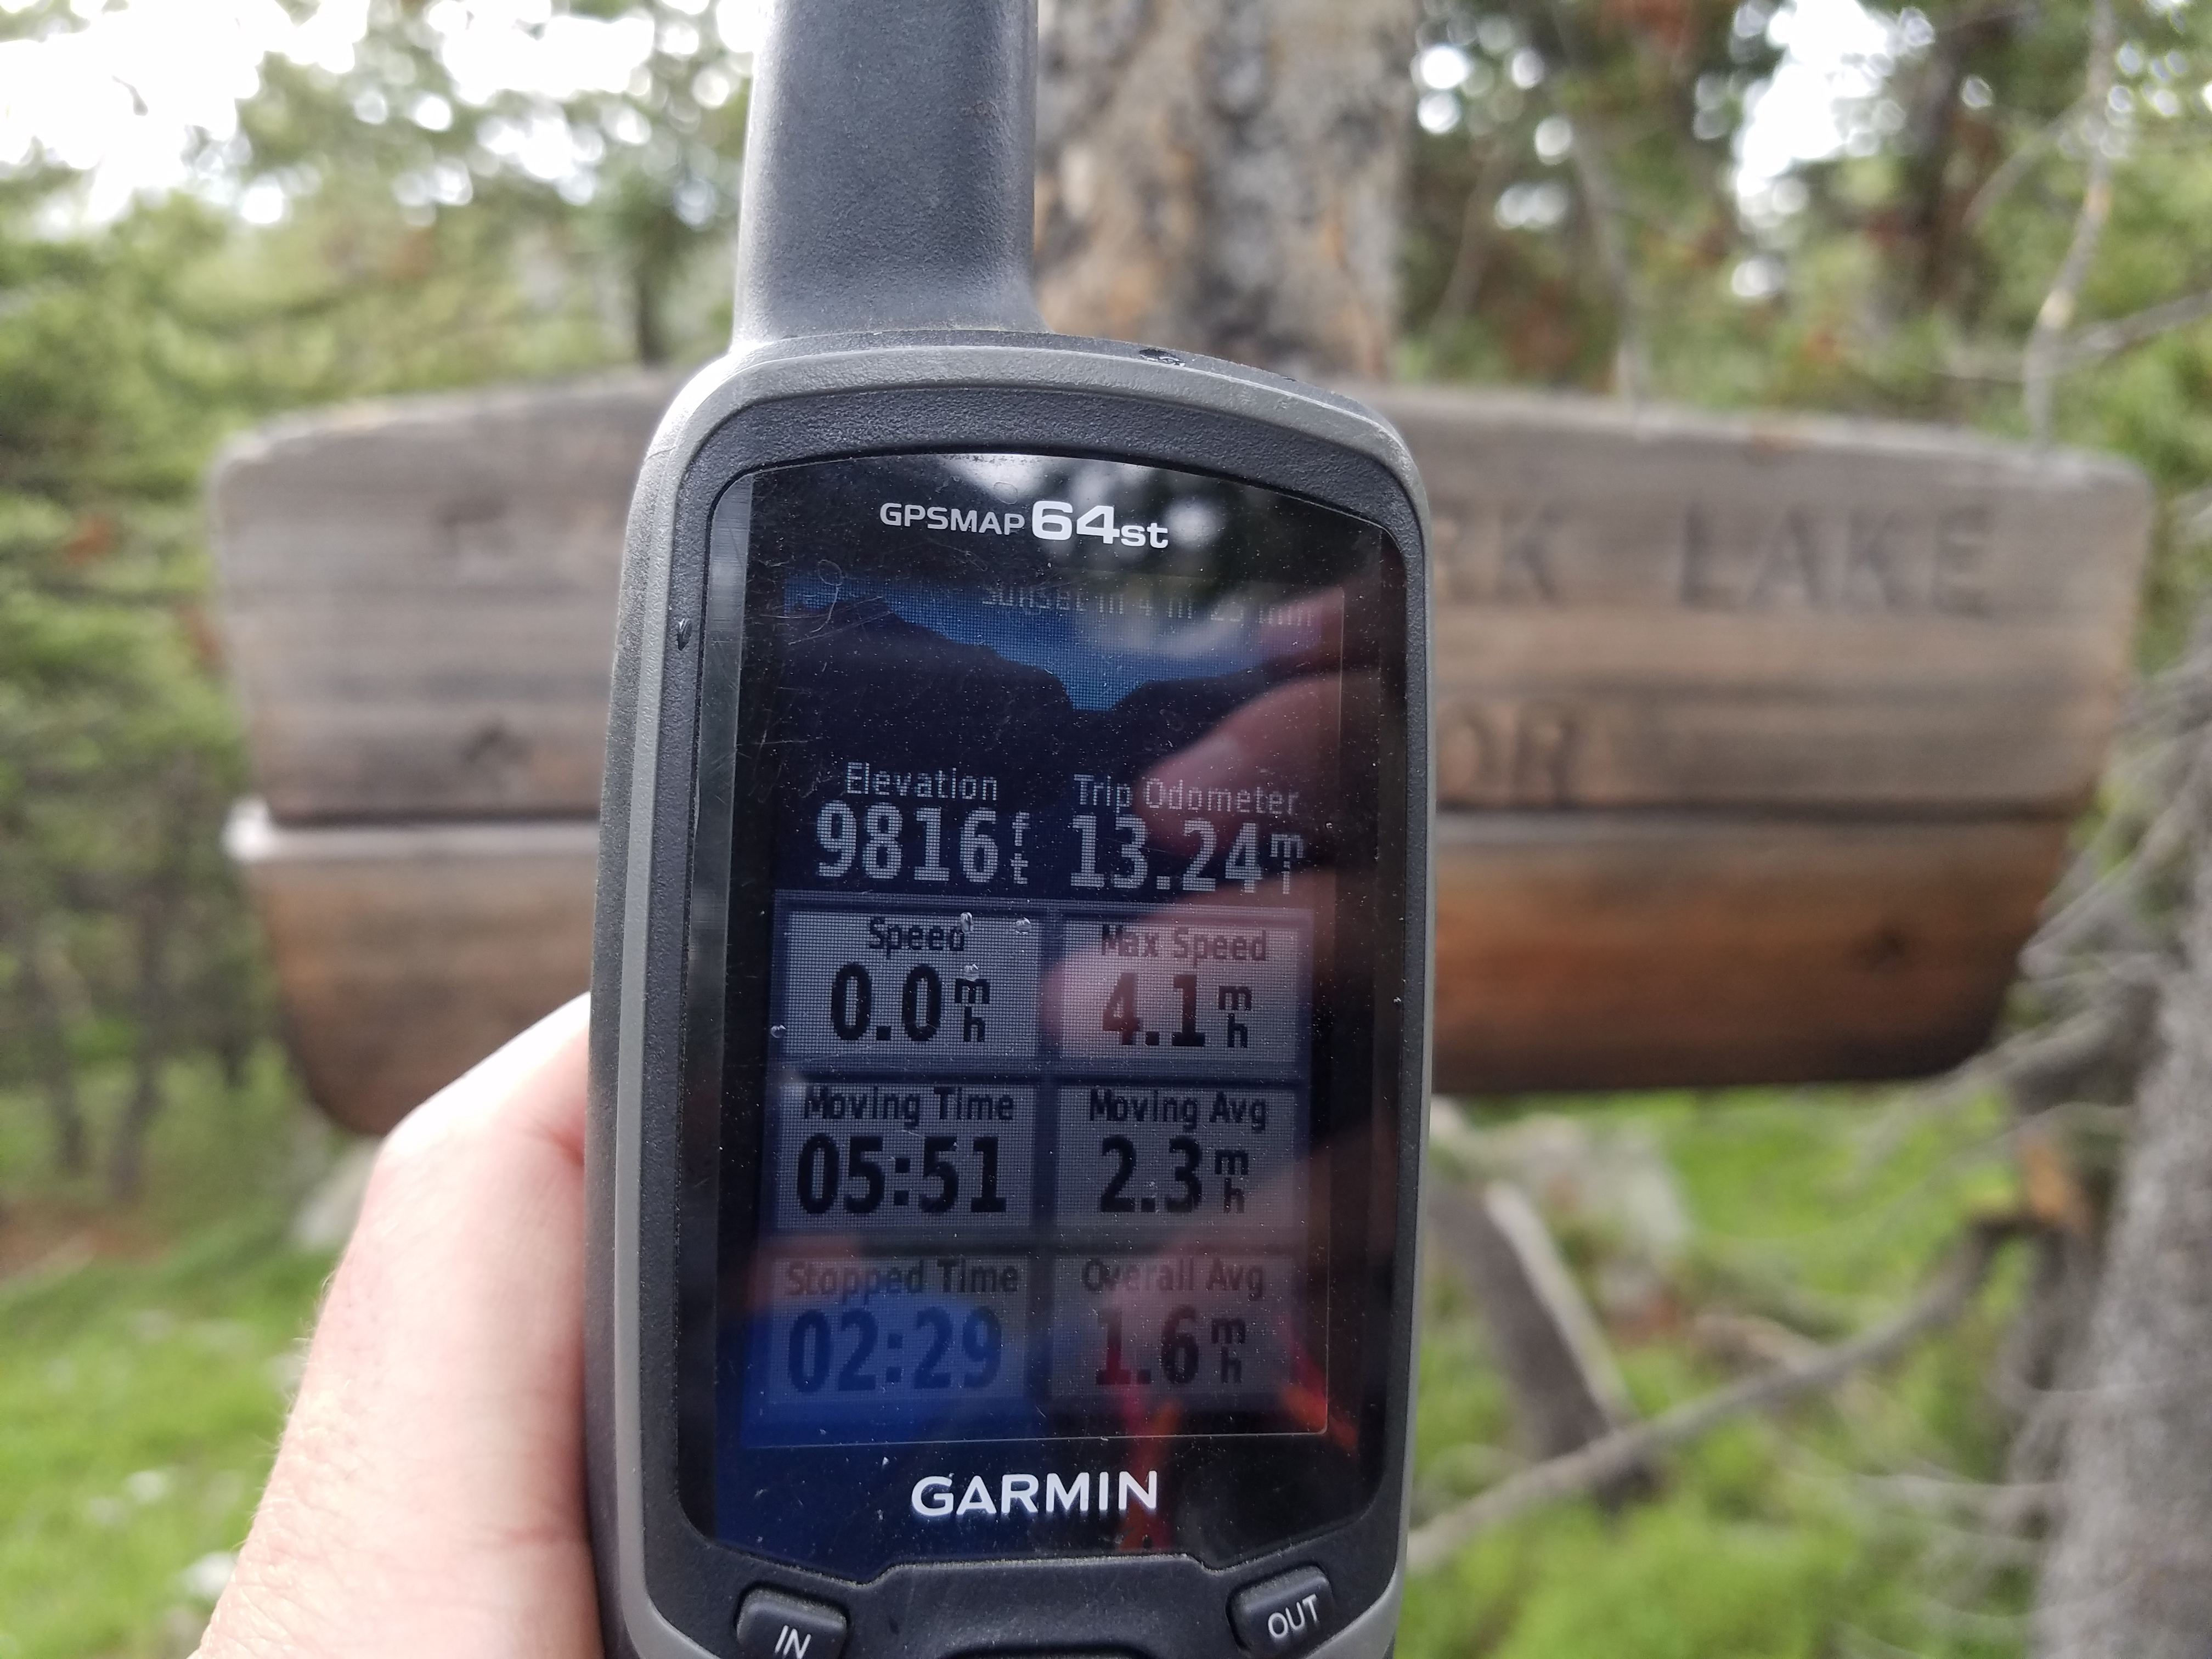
[
  {"xmin": 3, "ymin": 909, "xmax": 87, "ymax": 1176},
  {"xmin": 2035, "ymin": 851, "xmax": 2212, "ymax": 1656},
  {"xmin": 1035, "ymin": 0, "xmax": 1418, "ymax": 378},
  {"xmin": 108, "ymin": 787, "xmax": 195, "ymax": 1200}
]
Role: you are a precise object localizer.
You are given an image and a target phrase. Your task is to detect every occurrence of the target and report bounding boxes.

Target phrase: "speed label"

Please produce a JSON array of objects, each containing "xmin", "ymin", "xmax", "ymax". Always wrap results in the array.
[{"xmin": 778, "ymin": 909, "xmax": 1041, "ymax": 1065}]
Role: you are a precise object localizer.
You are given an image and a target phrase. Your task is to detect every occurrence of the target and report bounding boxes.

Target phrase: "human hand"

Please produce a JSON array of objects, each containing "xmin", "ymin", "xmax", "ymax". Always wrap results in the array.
[{"xmin": 199, "ymin": 995, "xmax": 600, "ymax": 1659}]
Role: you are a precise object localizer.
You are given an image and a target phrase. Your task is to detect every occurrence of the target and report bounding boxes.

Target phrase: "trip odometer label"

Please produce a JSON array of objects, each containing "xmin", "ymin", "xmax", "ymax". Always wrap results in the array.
[{"xmin": 777, "ymin": 909, "xmax": 1041, "ymax": 1065}]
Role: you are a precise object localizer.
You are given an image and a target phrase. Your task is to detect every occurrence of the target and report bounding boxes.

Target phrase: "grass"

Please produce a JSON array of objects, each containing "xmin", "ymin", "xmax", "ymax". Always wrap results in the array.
[
  {"xmin": 1401, "ymin": 1086, "xmax": 2035, "ymax": 1659},
  {"xmin": 0, "ymin": 1054, "xmax": 2036, "ymax": 1658},
  {"xmin": 0, "ymin": 1054, "xmax": 345, "ymax": 1659}
]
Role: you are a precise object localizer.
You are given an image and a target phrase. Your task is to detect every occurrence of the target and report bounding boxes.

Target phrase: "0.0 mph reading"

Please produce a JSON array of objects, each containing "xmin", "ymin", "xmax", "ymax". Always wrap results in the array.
[{"xmin": 778, "ymin": 910, "xmax": 1041, "ymax": 1065}]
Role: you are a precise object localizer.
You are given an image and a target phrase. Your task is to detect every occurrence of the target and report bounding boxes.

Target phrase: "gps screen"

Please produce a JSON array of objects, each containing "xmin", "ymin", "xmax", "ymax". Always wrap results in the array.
[{"xmin": 681, "ymin": 451, "xmax": 1407, "ymax": 1572}]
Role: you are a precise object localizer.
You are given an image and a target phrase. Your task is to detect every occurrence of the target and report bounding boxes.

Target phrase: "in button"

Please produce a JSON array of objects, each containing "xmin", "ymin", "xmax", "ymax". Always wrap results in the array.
[
  {"xmin": 1229, "ymin": 1566, "xmax": 1336, "ymax": 1658},
  {"xmin": 735, "ymin": 1587, "xmax": 849, "ymax": 1659}
]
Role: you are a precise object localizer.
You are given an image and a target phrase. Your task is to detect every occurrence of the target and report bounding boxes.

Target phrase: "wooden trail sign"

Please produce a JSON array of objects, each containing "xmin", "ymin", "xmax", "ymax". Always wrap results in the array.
[
  {"xmin": 211, "ymin": 374, "xmax": 668, "ymax": 825},
  {"xmin": 211, "ymin": 376, "xmax": 2151, "ymax": 1133},
  {"xmin": 1399, "ymin": 388, "xmax": 2140, "ymax": 816}
]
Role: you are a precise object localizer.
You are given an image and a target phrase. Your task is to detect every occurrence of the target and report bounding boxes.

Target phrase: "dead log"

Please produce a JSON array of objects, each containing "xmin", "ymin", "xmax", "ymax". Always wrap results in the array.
[
  {"xmin": 2034, "ymin": 842, "xmax": 2212, "ymax": 1656},
  {"xmin": 1426, "ymin": 1177, "xmax": 1650, "ymax": 1497},
  {"xmin": 1408, "ymin": 1216, "xmax": 2028, "ymax": 1571}
]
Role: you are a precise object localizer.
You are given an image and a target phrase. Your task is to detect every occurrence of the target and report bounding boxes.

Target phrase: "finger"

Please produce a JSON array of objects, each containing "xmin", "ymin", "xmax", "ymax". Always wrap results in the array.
[
  {"xmin": 1139, "ymin": 675, "xmax": 1346, "ymax": 831},
  {"xmin": 201, "ymin": 995, "xmax": 600, "ymax": 1659},
  {"xmin": 387, "ymin": 988, "xmax": 593, "ymax": 1166}
]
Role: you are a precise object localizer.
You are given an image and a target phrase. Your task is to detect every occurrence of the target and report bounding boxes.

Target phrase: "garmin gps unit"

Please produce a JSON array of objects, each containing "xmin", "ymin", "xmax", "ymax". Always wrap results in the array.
[{"xmin": 584, "ymin": 5, "xmax": 1432, "ymax": 1658}]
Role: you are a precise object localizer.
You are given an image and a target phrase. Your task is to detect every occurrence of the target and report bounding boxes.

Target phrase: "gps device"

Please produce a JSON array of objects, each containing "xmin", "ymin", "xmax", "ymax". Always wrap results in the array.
[{"xmin": 584, "ymin": 6, "xmax": 1432, "ymax": 1659}]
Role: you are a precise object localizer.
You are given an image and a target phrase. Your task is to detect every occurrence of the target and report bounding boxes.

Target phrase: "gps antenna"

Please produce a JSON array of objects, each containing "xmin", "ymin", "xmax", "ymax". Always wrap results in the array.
[{"xmin": 732, "ymin": 0, "xmax": 1046, "ymax": 345}]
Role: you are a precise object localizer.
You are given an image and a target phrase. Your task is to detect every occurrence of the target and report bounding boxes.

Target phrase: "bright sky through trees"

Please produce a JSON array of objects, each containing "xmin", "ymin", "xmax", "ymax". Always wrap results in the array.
[
  {"xmin": 0, "ymin": 0, "xmax": 763, "ymax": 219},
  {"xmin": 3, "ymin": 0, "xmax": 1874, "ymax": 222},
  {"xmin": 1735, "ymin": 0, "xmax": 1904, "ymax": 189}
]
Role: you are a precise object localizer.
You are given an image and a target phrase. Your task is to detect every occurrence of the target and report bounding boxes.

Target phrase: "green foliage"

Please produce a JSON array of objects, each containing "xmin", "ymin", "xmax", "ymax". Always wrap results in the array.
[
  {"xmin": 0, "ymin": 1052, "xmax": 336, "ymax": 1659},
  {"xmin": 3, "ymin": 1, "xmax": 2208, "ymax": 1652},
  {"xmin": 229, "ymin": 0, "xmax": 749, "ymax": 367},
  {"xmin": 1406, "ymin": 0, "xmax": 1776, "ymax": 385},
  {"xmin": 1406, "ymin": 1499, "xmax": 1866, "ymax": 1659},
  {"xmin": 0, "ymin": 9, "xmax": 758, "ymax": 1644},
  {"xmin": 0, "ymin": 1231, "xmax": 323, "ymax": 1659},
  {"xmin": 1402, "ymin": 0, "xmax": 2212, "ymax": 541},
  {"xmin": 0, "ymin": 1, "xmax": 749, "ymax": 1195},
  {"xmin": 1403, "ymin": 1088, "xmax": 2035, "ymax": 1657},
  {"xmin": 0, "ymin": 185, "xmax": 272, "ymax": 1194}
]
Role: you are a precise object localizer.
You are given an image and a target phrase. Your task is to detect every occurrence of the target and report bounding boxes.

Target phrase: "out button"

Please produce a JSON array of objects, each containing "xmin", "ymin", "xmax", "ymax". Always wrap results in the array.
[
  {"xmin": 1229, "ymin": 1566, "xmax": 1337, "ymax": 1658},
  {"xmin": 735, "ymin": 1587, "xmax": 848, "ymax": 1659}
]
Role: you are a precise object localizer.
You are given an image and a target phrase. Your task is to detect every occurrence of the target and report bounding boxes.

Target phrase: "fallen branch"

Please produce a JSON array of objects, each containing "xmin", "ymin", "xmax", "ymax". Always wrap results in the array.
[
  {"xmin": 1425, "ymin": 1178, "xmax": 1653, "ymax": 1499},
  {"xmin": 1852, "ymin": 1471, "xmax": 2062, "ymax": 1527},
  {"xmin": 1917, "ymin": 1003, "xmax": 2126, "ymax": 1113},
  {"xmin": 1942, "ymin": 289, "xmax": 2212, "ymax": 387},
  {"xmin": 1543, "ymin": 0, "xmax": 1649, "ymax": 402},
  {"xmin": 1429, "ymin": 140, "xmax": 1515, "ymax": 328},
  {"xmin": 2022, "ymin": 0, "xmax": 2116, "ymax": 443},
  {"xmin": 1406, "ymin": 1218, "xmax": 2027, "ymax": 1573},
  {"xmin": 2058, "ymin": 288, "xmax": 2212, "ymax": 368},
  {"xmin": 1962, "ymin": 95, "xmax": 2086, "ymax": 232}
]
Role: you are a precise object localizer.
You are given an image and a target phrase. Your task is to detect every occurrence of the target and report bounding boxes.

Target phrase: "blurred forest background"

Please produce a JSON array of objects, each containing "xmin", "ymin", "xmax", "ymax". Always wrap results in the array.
[{"xmin": 3, "ymin": 0, "xmax": 2212, "ymax": 1654}]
